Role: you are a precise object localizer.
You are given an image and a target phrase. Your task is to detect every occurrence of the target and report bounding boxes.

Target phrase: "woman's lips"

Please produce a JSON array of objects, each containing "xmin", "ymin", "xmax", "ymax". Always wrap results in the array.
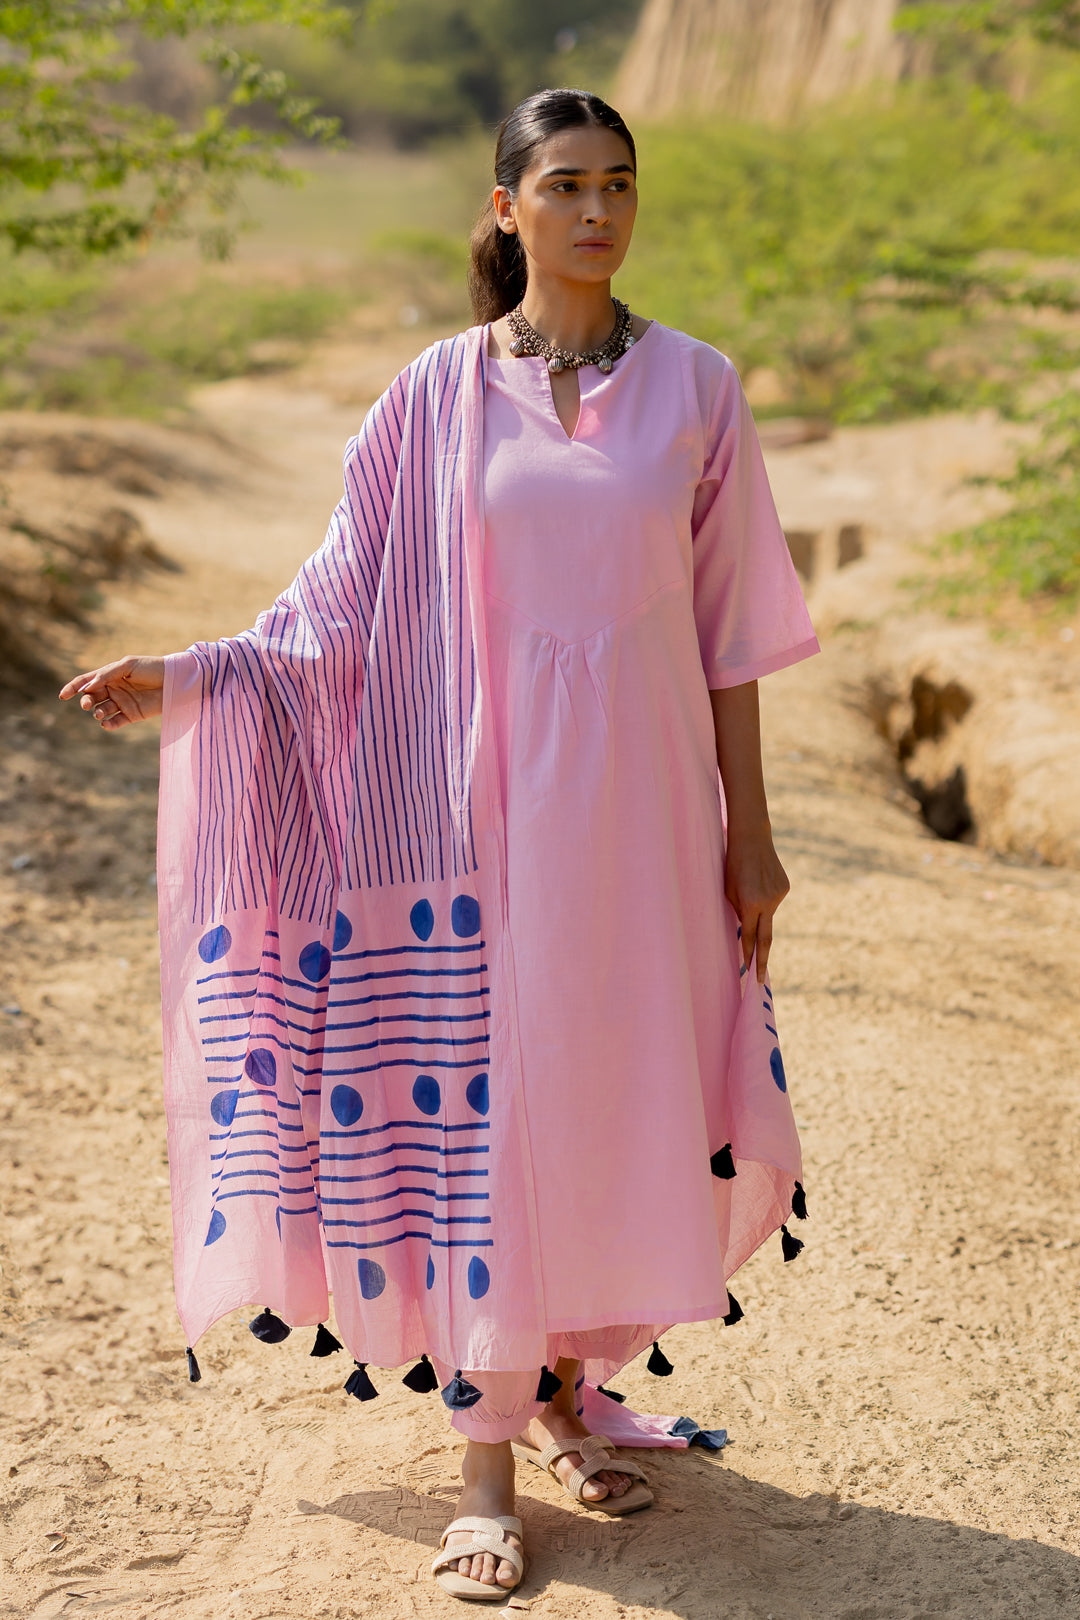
[{"xmin": 576, "ymin": 239, "xmax": 613, "ymax": 250}]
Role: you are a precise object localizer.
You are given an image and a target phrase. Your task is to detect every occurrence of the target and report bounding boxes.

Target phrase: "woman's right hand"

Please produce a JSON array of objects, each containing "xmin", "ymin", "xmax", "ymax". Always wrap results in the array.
[{"xmin": 59, "ymin": 656, "xmax": 167, "ymax": 730}]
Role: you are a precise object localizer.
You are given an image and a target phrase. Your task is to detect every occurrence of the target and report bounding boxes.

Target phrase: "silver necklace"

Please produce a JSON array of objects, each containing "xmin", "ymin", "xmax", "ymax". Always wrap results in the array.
[{"xmin": 506, "ymin": 298, "xmax": 635, "ymax": 374}]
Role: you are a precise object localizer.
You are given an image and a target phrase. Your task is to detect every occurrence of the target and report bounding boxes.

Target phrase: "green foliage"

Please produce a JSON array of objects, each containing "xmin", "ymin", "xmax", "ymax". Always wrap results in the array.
[
  {"xmin": 246, "ymin": 0, "xmax": 640, "ymax": 144},
  {"xmin": 618, "ymin": 73, "xmax": 1080, "ymax": 422},
  {"xmin": 0, "ymin": 0, "xmax": 346, "ymax": 262},
  {"xmin": 0, "ymin": 258, "xmax": 355, "ymax": 415},
  {"xmin": 900, "ymin": 1, "xmax": 1080, "ymax": 52},
  {"xmin": 931, "ymin": 387, "xmax": 1080, "ymax": 614}
]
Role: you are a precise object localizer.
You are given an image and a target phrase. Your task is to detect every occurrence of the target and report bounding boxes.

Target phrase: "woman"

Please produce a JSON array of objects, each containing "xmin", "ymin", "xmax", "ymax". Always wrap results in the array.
[{"xmin": 62, "ymin": 89, "xmax": 817, "ymax": 1603}]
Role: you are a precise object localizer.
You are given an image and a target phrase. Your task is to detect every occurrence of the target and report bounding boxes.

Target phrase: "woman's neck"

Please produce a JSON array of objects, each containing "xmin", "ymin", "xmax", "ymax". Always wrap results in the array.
[{"xmin": 518, "ymin": 279, "xmax": 617, "ymax": 355}]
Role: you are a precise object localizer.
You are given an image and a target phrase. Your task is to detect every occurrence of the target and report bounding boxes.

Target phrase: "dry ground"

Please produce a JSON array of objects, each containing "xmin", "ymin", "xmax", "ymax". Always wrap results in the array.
[{"xmin": 2, "ymin": 325, "xmax": 1079, "ymax": 1620}]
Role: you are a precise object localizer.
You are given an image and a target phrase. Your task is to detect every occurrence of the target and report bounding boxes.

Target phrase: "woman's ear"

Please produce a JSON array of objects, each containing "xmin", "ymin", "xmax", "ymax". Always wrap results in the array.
[{"xmin": 492, "ymin": 185, "xmax": 517, "ymax": 235}]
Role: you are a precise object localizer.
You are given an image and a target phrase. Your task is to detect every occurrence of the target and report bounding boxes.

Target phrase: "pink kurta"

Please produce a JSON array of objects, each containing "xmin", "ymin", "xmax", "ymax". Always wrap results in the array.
[
  {"xmin": 481, "ymin": 321, "xmax": 817, "ymax": 1340},
  {"xmin": 157, "ymin": 322, "xmax": 816, "ymax": 1440}
]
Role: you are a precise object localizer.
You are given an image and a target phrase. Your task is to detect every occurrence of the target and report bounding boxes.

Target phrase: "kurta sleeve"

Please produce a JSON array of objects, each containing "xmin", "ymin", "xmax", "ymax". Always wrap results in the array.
[{"xmin": 690, "ymin": 356, "xmax": 819, "ymax": 688}]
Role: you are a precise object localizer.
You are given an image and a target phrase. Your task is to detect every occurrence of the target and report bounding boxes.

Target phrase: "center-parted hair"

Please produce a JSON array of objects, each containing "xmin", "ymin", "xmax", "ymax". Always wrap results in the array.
[{"xmin": 468, "ymin": 88, "xmax": 637, "ymax": 325}]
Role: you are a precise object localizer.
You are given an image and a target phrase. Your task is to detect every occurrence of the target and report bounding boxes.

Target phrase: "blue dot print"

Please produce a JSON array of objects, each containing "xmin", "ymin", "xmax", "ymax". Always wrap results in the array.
[
  {"xmin": 467, "ymin": 1257, "xmax": 490, "ymax": 1300},
  {"xmin": 465, "ymin": 1072, "xmax": 489, "ymax": 1116},
  {"xmin": 205, "ymin": 1208, "xmax": 226, "ymax": 1246},
  {"xmin": 413, "ymin": 1074, "xmax": 441, "ymax": 1116},
  {"xmin": 330, "ymin": 1084, "xmax": 364, "ymax": 1127},
  {"xmin": 299, "ymin": 941, "xmax": 332, "ymax": 983},
  {"xmin": 333, "ymin": 911, "xmax": 353, "ymax": 951},
  {"xmin": 451, "ymin": 894, "xmax": 481, "ymax": 938},
  {"xmin": 770, "ymin": 1047, "xmax": 787, "ymax": 1093},
  {"xmin": 358, "ymin": 1258, "xmax": 386, "ymax": 1299},
  {"xmin": 245, "ymin": 1048, "xmax": 277, "ymax": 1088},
  {"xmin": 410, "ymin": 899, "xmax": 435, "ymax": 941},
  {"xmin": 198, "ymin": 924, "xmax": 231, "ymax": 964},
  {"xmin": 210, "ymin": 1089, "xmax": 239, "ymax": 1127},
  {"xmin": 426, "ymin": 1255, "xmax": 435, "ymax": 1290}
]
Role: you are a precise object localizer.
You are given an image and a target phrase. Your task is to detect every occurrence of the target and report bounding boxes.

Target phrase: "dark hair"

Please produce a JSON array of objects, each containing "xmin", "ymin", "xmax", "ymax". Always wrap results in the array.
[{"xmin": 468, "ymin": 88, "xmax": 637, "ymax": 325}]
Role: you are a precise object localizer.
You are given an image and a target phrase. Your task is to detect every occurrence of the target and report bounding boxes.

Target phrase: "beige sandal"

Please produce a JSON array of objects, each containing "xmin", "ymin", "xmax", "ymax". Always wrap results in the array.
[
  {"xmin": 431, "ymin": 1514, "xmax": 525, "ymax": 1602},
  {"xmin": 511, "ymin": 1433, "xmax": 653, "ymax": 1516}
]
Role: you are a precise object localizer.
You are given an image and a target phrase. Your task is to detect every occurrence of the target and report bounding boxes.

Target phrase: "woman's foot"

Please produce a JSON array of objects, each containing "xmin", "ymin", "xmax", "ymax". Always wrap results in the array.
[
  {"xmin": 443, "ymin": 1440, "xmax": 522, "ymax": 1590},
  {"xmin": 515, "ymin": 1359, "xmax": 636, "ymax": 1502}
]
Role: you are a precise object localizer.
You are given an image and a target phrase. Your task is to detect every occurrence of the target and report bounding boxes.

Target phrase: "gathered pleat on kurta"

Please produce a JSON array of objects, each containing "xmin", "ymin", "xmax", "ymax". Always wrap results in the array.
[{"xmin": 157, "ymin": 321, "xmax": 816, "ymax": 1407}]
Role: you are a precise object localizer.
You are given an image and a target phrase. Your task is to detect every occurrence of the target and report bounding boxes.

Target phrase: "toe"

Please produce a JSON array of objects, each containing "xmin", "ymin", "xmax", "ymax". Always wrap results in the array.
[
  {"xmin": 580, "ymin": 1475, "xmax": 610, "ymax": 1500},
  {"xmin": 496, "ymin": 1558, "xmax": 518, "ymax": 1588}
]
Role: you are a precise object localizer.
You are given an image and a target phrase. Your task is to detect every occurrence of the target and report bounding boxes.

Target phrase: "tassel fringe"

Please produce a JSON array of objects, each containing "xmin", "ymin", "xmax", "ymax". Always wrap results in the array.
[
  {"xmin": 723, "ymin": 1292, "xmax": 744, "ymax": 1327},
  {"xmin": 597, "ymin": 1384, "xmax": 626, "ymax": 1403},
  {"xmin": 710, "ymin": 1142, "xmax": 737, "ymax": 1179},
  {"xmin": 792, "ymin": 1181, "xmax": 808, "ymax": 1220},
  {"xmin": 535, "ymin": 1364, "xmax": 563, "ymax": 1402},
  {"xmin": 441, "ymin": 1369, "xmax": 484, "ymax": 1410},
  {"xmin": 781, "ymin": 1224, "xmax": 804, "ymax": 1262},
  {"xmin": 646, "ymin": 1340, "xmax": 674, "ymax": 1377},
  {"xmin": 185, "ymin": 1346, "xmax": 201, "ymax": 1384},
  {"xmin": 248, "ymin": 1307, "xmax": 291, "ymax": 1344},
  {"xmin": 401, "ymin": 1354, "xmax": 440, "ymax": 1394},
  {"xmin": 344, "ymin": 1362, "xmax": 379, "ymax": 1402},
  {"xmin": 310, "ymin": 1323, "xmax": 343, "ymax": 1358}
]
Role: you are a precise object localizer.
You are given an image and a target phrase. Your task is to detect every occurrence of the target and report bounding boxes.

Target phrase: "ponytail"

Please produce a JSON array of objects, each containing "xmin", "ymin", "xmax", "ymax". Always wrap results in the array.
[
  {"xmin": 468, "ymin": 196, "xmax": 528, "ymax": 324},
  {"xmin": 468, "ymin": 88, "xmax": 636, "ymax": 325}
]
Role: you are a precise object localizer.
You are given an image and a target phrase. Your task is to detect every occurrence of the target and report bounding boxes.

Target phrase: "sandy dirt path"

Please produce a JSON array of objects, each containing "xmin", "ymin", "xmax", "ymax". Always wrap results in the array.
[{"xmin": 2, "ymin": 333, "xmax": 1079, "ymax": 1620}]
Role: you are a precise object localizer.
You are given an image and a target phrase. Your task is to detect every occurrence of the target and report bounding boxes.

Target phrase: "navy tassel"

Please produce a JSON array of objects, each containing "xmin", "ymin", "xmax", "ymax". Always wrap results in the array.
[
  {"xmin": 792, "ymin": 1181, "xmax": 808, "ymax": 1221},
  {"xmin": 441, "ymin": 1369, "xmax": 484, "ymax": 1410},
  {"xmin": 535, "ymin": 1364, "xmax": 563, "ymax": 1402},
  {"xmin": 723, "ymin": 1292, "xmax": 744, "ymax": 1326},
  {"xmin": 781, "ymin": 1224, "xmax": 804, "ymax": 1262},
  {"xmin": 401, "ymin": 1354, "xmax": 439, "ymax": 1393},
  {"xmin": 310, "ymin": 1323, "xmax": 343, "ymax": 1357},
  {"xmin": 249, "ymin": 1307, "xmax": 291, "ymax": 1344},
  {"xmin": 185, "ymin": 1346, "xmax": 201, "ymax": 1384},
  {"xmin": 646, "ymin": 1340, "xmax": 674, "ymax": 1377},
  {"xmin": 597, "ymin": 1384, "xmax": 626, "ymax": 1403},
  {"xmin": 710, "ymin": 1142, "xmax": 736, "ymax": 1179},
  {"xmin": 344, "ymin": 1361, "xmax": 378, "ymax": 1402},
  {"xmin": 669, "ymin": 1415, "xmax": 728, "ymax": 1451}
]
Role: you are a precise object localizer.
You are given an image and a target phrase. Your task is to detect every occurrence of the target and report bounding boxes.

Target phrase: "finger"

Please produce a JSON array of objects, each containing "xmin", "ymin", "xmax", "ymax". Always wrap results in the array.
[
  {"xmin": 756, "ymin": 911, "xmax": 774, "ymax": 984},
  {"xmin": 59, "ymin": 670, "xmax": 103, "ymax": 701},
  {"xmin": 740, "ymin": 909, "xmax": 759, "ymax": 973}
]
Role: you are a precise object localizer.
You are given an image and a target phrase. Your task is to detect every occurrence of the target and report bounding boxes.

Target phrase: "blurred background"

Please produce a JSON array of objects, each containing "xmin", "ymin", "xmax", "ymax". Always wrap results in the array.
[
  {"xmin": 4, "ymin": 12, "xmax": 1080, "ymax": 1616},
  {"xmin": 2, "ymin": 0, "xmax": 1078, "ymax": 621}
]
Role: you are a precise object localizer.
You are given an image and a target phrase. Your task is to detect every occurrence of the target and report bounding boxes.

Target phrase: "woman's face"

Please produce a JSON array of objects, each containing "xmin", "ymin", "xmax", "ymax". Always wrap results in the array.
[{"xmin": 494, "ymin": 124, "xmax": 637, "ymax": 288}]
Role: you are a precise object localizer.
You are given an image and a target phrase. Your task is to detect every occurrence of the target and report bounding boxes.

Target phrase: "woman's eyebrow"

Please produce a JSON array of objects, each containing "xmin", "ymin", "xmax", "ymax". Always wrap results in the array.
[{"xmin": 538, "ymin": 164, "xmax": 636, "ymax": 179}]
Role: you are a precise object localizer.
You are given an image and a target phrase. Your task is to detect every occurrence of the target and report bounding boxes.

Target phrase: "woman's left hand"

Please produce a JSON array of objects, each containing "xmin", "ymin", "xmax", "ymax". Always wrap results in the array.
[{"xmin": 724, "ymin": 825, "xmax": 790, "ymax": 984}]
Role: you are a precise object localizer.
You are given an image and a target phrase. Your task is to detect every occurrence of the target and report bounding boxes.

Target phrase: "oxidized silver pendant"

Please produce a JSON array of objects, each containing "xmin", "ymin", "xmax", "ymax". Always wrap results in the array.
[
  {"xmin": 598, "ymin": 355, "xmax": 613, "ymax": 374},
  {"xmin": 548, "ymin": 356, "xmax": 564, "ymax": 373},
  {"xmin": 509, "ymin": 337, "xmax": 526, "ymax": 357}
]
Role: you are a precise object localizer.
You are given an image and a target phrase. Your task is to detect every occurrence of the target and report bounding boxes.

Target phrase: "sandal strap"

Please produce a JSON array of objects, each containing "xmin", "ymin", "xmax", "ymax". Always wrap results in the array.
[
  {"xmin": 536, "ymin": 1433, "xmax": 649, "ymax": 1502},
  {"xmin": 432, "ymin": 1516, "xmax": 524, "ymax": 1579}
]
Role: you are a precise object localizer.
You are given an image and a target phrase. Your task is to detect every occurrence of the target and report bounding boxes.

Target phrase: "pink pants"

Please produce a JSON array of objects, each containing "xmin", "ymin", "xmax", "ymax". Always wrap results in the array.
[{"xmin": 431, "ymin": 1323, "xmax": 657, "ymax": 1443}]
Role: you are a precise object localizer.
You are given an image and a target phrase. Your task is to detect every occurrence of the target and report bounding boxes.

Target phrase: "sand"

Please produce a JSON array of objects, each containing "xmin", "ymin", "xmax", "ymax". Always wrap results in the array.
[{"xmin": 2, "ymin": 326, "xmax": 1079, "ymax": 1620}]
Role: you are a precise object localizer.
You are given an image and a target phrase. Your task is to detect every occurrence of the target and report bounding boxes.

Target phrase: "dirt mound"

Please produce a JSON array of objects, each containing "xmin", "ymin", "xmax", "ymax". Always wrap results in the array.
[{"xmin": 0, "ymin": 417, "xmax": 220, "ymax": 692}]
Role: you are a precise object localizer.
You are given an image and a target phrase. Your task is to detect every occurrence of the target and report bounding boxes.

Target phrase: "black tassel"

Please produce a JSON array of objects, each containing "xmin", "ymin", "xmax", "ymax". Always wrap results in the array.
[
  {"xmin": 781, "ymin": 1224, "xmax": 804, "ymax": 1263},
  {"xmin": 401, "ymin": 1354, "xmax": 440, "ymax": 1393},
  {"xmin": 646, "ymin": 1340, "xmax": 674, "ymax": 1377},
  {"xmin": 723, "ymin": 1292, "xmax": 744, "ymax": 1327},
  {"xmin": 249, "ymin": 1307, "xmax": 291, "ymax": 1344},
  {"xmin": 310, "ymin": 1323, "xmax": 343, "ymax": 1358},
  {"xmin": 597, "ymin": 1383, "xmax": 626, "ymax": 1404},
  {"xmin": 185, "ymin": 1346, "xmax": 201, "ymax": 1384},
  {"xmin": 792, "ymin": 1181, "xmax": 808, "ymax": 1221},
  {"xmin": 710, "ymin": 1142, "xmax": 737, "ymax": 1179},
  {"xmin": 344, "ymin": 1361, "xmax": 379, "ymax": 1401},
  {"xmin": 441, "ymin": 1369, "xmax": 484, "ymax": 1410},
  {"xmin": 535, "ymin": 1364, "xmax": 563, "ymax": 1402}
]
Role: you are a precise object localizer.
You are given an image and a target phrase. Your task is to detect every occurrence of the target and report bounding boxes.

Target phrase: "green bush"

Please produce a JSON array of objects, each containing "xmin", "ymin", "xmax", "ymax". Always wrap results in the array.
[{"xmin": 619, "ymin": 71, "xmax": 1080, "ymax": 421}]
